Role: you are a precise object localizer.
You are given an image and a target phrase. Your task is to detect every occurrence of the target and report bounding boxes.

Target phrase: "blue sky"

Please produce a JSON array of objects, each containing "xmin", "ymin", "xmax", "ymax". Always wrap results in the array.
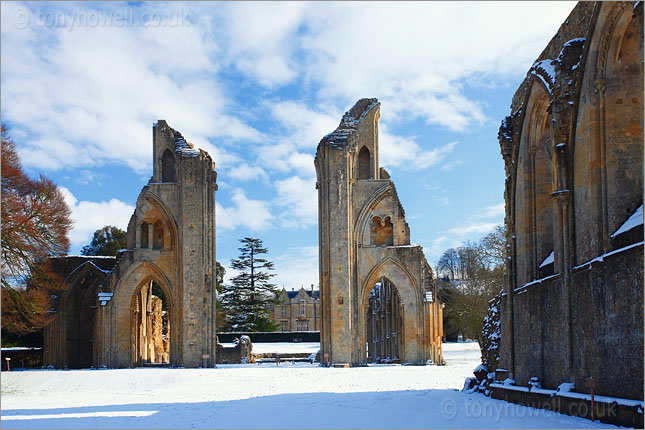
[{"xmin": 1, "ymin": 1, "xmax": 575, "ymax": 289}]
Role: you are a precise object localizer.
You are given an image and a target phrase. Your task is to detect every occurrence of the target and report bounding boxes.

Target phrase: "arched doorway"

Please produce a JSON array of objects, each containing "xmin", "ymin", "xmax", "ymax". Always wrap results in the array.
[
  {"xmin": 66, "ymin": 277, "xmax": 97, "ymax": 369},
  {"xmin": 131, "ymin": 279, "xmax": 171, "ymax": 366},
  {"xmin": 63, "ymin": 262, "xmax": 108, "ymax": 369},
  {"xmin": 366, "ymin": 277, "xmax": 403, "ymax": 363}
]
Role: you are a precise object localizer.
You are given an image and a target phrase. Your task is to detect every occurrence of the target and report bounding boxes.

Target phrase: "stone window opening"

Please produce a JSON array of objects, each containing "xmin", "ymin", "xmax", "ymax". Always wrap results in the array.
[
  {"xmin": 370, "ymin": 215, "xmax": 394, "ymax": 246},
  {"xmin": 602, "ymin": 9, "xmax": 643, "ymax": 239},
  {"xmin": 161, "ymin": 149, "xmax": 175, "ymax": 183},
  {"xmin": 299, "ymin": 302, "xmax": 306, "ymax": 315},
  {"xmin": 153, "ymin": 221, "xmax": 164, "ymax": 249},
  {"xmin": 141, "ymin": 222, "xmax": 149, "ymax": 248},
  {"xmin": 529, "ymin": 94, "xmax": 554, "ymax": 278},
  {"xmin": 281, "ymin": 321, "xmax": 288, "ymax": 331},
  {"xmin": 358, "ymin": 146, "xmax": 371, "ymax": 179},
  {"xmin": 281, "ymin": 305, "xmax": 287, "ymax": 317}
]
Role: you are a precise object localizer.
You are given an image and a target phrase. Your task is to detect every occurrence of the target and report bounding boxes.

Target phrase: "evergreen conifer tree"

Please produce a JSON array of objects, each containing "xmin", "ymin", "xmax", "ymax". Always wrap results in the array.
[{"xmin": 219, "ymin": 238, "xmax": 279, "ymax": 332}]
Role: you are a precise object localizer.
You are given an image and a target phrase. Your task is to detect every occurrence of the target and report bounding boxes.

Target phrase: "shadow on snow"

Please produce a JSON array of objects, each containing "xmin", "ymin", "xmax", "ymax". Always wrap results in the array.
[{"xmin": 1, "ymin": 389, "xmax": 610, "ymax": 429}]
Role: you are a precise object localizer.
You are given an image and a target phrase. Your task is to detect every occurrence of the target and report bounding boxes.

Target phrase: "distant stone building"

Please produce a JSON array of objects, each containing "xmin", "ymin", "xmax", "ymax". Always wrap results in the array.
[
  {"xmin": 315, "ymin": 98, "xmax": 444, "ymax": 366},
  {"xmin": 497, "ymin": 1, "xmax": 642, "ymax": 401},
  {"xmin": 271, "ymin": 286, "xmax": 321, "ymax": 332},
  {"xmin": 43, "ymin": 121, "xmax": 219, "ymax": 368}
]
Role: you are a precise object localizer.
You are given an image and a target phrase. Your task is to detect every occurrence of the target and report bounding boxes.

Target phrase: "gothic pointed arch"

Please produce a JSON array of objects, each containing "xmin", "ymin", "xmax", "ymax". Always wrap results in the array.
[
  {"xmin": 514, "ymin": 80, "xmax": 555, "ymax": 285},
  {"xmin": 113, "ymin": 257, "xmax": 174, "ymax": 305},
  {"xmin": 64, "ymin": 260, "xmax": 110, "ymax": 286},
  {"xmin": 355, "ymin": 183, "xmax": 392, "ymax": 245},
  {"xmin": 141, "ymin": 190, "xmax": 179, "ymax": 250},
  {"xmin": 357, "ymin": 256, "xmax": 423, "ymax": 365},
  {"xmin": 358, "ymin": 145, "xmax": 371, "ymax": 179},
  {"xmin": 62, "ymin": 261, "xmax": 109, "ymax": 369},
  {"xmin": 110, "ymin": 257, "xmax": 176, "ymax": 367},
  {"xmin": 598, "ymin": 2, "xmax": 643, "ymax": 237},
  {"xmin": 360, "ymin": 256, "xmax": 419, "ymax": 305}
]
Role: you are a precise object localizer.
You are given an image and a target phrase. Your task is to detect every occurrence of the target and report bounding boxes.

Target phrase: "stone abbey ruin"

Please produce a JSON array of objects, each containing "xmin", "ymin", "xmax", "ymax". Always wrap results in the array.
[
  {"xmin": 41, "ymin": 1, "xmax": 641, "ymax": 412},
  {"xmin": 44, "ymin": 122, "xmax": 219, "ymax": 368},
  {"xmin": 494, "ymin": 0, "xmax": 643, "ymax": 406},
  {"xmin": 43, "ymin": 100, "xmax": 444, "ymax": 369},
  {"xmin": 315, "ymin": 99, "xmax": 444, "ymax": 366}
]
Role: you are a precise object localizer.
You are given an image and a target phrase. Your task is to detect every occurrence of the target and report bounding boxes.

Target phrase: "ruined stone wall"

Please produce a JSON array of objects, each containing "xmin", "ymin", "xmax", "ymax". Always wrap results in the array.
[
  {"xmin": 42, "ymin": 257, "xmax": 116, "ymax": 369},
  {"xmin": 315, "ymin": 98, "xmax": 444, "ymax": 366},
  {"xmin": 97, "ymin": 121, "xmax": 218, "ymax": 368},
  {"xmin": 499, "ymin": 1, "xmax": 643, "ymax": 400},
  {"xmin": 215, "ymin": 335, "xmax": 254, "ymax": 364},
  {"xmin": 44, "ymin": 121, "xmax": 218, "ymax": 369}
]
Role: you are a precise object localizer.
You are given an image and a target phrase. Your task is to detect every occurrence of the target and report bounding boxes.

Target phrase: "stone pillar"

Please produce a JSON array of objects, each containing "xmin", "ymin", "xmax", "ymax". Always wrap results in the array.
[
  {"xmin": 148, "ymin": 224, "xmax": 154, "ymax": 250},
  {"xmin": 594, "ymin": 78, "xmax": 610, "ymax": 253}
]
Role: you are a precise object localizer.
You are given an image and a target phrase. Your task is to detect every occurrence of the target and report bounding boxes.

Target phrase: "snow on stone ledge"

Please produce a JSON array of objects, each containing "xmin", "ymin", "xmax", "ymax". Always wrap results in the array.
[
  {"xmin": 611, "ymin": 204, "xmax": 643, "ymax": 238},
  {"xmin": 530, "ymin": 59, "xmax": 555, "ymax": 92},
  {"xmin": 574, "ymin": 241, "xmax": 645, "ymax": 271},
  {"xmin": 539, "ymin": 251, "xmax": 554, "ymax": 268},
  {"xmin": 174, "ymin": 132, "xmax": 200, "ymax": 157}
]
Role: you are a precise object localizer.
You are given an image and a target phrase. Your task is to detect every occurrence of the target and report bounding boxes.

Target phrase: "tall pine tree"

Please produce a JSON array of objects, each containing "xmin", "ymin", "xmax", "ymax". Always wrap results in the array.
[{"xmin": 219, "ymin": 238, "xmax": 279, "ymax": 332}]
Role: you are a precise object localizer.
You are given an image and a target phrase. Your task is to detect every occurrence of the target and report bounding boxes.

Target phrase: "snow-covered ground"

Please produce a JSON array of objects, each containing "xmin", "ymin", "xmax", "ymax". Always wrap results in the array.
[
  {"xmin": 221, "ymin": 342, "xmax": 320, "ymax": 354},
  {"xmin": 1, "ymin": 342, "xmax": 616, "ymax": 429}
]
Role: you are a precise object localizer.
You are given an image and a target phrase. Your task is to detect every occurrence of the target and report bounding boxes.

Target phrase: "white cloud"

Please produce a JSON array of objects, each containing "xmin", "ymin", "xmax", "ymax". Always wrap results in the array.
[
  {"xmin": 270, "ymin": 101, "xmax": 340, "ymax": 149},
  {"xmin": 422, "ymin": 203, "xmax": 505, "ymax": 265},
  {"xmin": 445, "ymin": 222, "xmax": 501, "ymax": 236},
  {"xmin": 477, "ymin": 202, "xmax": 506, "ymax": 219},
  {"xmin": 1, "ymin": 2, "xmax": 260, "ymax": 173},
  {"xmin": 74, "ymin": 169, "xmax": 104, "ymax": 186},
  {"xmin": 216, "ymin": 188, "xmax": 272, "ymax": 232},
  {"xmin": 380, "ymin": 125, "xmax": 458, "ymax": 170},
  {"xmin": 227, "ymin": 163, "xmax": 268, "ymax": 182},
  {"xmin": 60, "ymin": 187, "xmax": 134, "ymax": 249},
  {"xmin": 431, "ymin": 195, "xmax": 451, "ymax": 206},
  {"xmin": 218, "ymin": 2, "xmax": 306, "ymax": 87},
  {"xmin": 271, "ymin": 246, "xmax": 319, "ymax": 289},
  {"xmin": 440, "ymin": 160, "xmax": 464, "ymax": 172},
  {"xmin": 1, "ymin": 0, "xmax": 575, "ymax": 181},
  {"xmin": 274, "ymin": 176, "xmax": 318, "ymax": 228},
  {"xmin": 297, "ymin": 2, "xmax": 574, "ymax": 130},
  {"xmin": 251, "ymin": 101, "xmax": 339, "ymax": 179}
]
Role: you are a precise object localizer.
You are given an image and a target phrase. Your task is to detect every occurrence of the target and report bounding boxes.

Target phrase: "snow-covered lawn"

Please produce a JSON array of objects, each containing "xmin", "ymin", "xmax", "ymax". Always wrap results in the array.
[
  {"xmin": 222, "ymin": 342, "xmax": 320, "ymax": 354},
  {"xmin": 1, "ymin": 342, "xmax": 616, "ymax": 429}
]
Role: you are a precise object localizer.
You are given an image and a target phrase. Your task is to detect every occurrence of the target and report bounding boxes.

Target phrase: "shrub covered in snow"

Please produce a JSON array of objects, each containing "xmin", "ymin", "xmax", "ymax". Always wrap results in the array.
[{"xmin": 480, "ymin": 290, "xmax": 501, "ymax": 372}]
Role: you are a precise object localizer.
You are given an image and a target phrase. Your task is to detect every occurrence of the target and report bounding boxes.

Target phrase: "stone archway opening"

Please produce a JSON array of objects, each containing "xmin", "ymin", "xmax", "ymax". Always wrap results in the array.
[
  {"xmin": 365, "ymin": 277, "xmax": 403, "ymax": 363},
  {"xmin": 131, "ymin": 279, "xmax": 171, "ymax": 366},
  {"xmin": 66, "ymin": 273, "xmax": 98, "ymax": 369}
]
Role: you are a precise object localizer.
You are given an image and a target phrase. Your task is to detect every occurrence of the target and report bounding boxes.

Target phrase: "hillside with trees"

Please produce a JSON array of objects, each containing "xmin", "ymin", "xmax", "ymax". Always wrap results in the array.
[{"xmin": 435, "ymin": 225, "xmax": 505, "ymax": 369}]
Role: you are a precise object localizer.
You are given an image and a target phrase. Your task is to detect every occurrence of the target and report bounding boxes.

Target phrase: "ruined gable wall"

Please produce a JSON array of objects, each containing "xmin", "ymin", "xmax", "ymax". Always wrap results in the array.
[
  {"xmin": 93, "ymin": 121, "xmax": 217, "ymax": 368},
  {"xmin": 317, "ymin": 98, "xmax": 443, "ymax": 366}
]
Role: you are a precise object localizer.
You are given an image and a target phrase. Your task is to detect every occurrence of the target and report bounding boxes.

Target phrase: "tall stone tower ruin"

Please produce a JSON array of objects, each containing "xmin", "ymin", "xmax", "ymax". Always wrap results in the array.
[
  {"xmin": 315, "ymin": 98, "xmax": 444, "ymax": 366},
  {"xmin": 44, "ymin": 121, "xmax": 218, "ymax": 368}
]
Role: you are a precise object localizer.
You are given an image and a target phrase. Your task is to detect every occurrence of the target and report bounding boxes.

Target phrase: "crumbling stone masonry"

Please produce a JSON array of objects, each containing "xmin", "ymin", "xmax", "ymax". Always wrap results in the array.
[
  {"xmin": 497, "ymin": 1, "xmax": 643, "ymax": 401},
  {"xmin": 315, "ymin": 98, "xmax": 444, "ymax": 366},
  {"xmin": 43, "ymin": 121, "xmax": 218, "ymax": 368},
  {"xmin": 215, "ymin": 335, "xmax": 254, "ymax": 364}
]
